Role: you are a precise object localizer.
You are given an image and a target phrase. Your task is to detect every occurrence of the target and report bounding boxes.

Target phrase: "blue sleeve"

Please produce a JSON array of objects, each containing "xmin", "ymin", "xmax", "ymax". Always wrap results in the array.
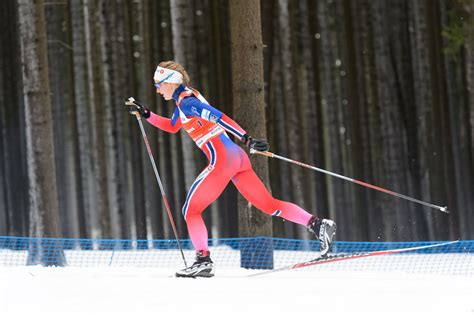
[
  {"xmin": 179, "ymin": 97, "xmax": 223, "ymax": 123},
  {"xmin": 171, "ymin": 106, "xmax": 180, "ymax": 126}
]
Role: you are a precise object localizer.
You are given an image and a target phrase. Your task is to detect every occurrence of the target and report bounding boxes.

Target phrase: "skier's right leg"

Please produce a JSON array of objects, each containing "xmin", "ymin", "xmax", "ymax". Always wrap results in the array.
[{"xmin": 176, "ymin": 138, "xmax": 241, "ymax": 277}]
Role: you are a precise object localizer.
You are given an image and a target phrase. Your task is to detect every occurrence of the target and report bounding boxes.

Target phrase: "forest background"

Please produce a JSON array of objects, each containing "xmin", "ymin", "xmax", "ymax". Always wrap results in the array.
[{"xmin": 0, "ymin": 0, "xmax": 473, "ymax": 244}]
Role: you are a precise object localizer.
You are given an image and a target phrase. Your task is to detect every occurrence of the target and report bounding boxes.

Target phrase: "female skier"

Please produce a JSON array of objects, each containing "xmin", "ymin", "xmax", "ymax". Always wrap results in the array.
[{"xmin": 127, "ymin": 61, "xmax": 336, "ymax": 278}]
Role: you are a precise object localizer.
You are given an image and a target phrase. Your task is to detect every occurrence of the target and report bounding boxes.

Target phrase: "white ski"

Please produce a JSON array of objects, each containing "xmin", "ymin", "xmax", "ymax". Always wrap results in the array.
[{"xmin": 248, "ymin": 240, "xmax": 460, "ymax": 277}]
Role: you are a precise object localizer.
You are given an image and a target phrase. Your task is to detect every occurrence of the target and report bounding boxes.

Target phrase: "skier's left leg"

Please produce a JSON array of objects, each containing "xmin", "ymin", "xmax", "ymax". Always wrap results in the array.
[
  {"xmin": 231, "ymin": 159, "xmax": 312, "ymax": 226},
  {"xmin": 231, "ymin": 152, "xmax": 336, "ymax": 254}
]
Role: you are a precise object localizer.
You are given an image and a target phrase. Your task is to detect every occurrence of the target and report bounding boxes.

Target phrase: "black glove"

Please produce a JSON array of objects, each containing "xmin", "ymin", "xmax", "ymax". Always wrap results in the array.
[
  {"xmin": 125, "ymin": 97, "xmax": 150, "ymax": 118},
  {"xmin": 242, "ymin": 134, "xmax": 270, "ymax": 152}
]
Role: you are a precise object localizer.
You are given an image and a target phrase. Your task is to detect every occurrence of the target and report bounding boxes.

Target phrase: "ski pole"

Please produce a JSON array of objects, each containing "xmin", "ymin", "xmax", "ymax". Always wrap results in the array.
[
  {"xmin": 250, "ymin": 149, "xmax": 448, "ymax": 213},
  {"xmin": 126, "ymin": 97, "xmax": 188, "ymax": 268}
]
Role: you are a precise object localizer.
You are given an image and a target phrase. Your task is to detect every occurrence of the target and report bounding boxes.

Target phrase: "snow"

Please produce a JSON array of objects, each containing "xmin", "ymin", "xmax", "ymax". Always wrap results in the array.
[
  {"xmin": 1, "ymin": 245, "xmax": 472, "ymax": 314},
  {"xmin": 2, "ymin": 244, "xmax": 471, "ymax": 276},
  {"xmin": 1, "ymin": 266, "xmax": 472, "ymax": 315}
]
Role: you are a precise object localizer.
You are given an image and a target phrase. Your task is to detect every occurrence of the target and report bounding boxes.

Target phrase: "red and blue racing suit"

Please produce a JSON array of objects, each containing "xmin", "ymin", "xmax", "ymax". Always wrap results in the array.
[{"xmin": 147, "ymin": 84, "xmax": 312, "ymax": 251}]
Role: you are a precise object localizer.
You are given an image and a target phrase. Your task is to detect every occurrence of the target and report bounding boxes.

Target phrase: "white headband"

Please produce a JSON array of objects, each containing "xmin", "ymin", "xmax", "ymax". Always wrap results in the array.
[{"xmin": 153, "ymin": 66, "xmax": 183, "ymax": 84}]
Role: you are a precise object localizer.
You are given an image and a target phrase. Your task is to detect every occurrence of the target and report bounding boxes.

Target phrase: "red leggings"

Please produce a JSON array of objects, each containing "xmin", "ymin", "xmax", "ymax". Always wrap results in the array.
[{"xmin": 183, "ymin": 133, "xmax": 313, "ymax": 251}]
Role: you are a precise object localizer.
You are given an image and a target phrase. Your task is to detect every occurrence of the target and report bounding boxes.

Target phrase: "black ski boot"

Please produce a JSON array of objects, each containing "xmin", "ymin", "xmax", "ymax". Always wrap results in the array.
[
  {"xmin": 307, "ymin": 216, "xmax": 337, "ymax": 256},
  {"xmin": 175, "ymin": 250, "xmax": 215, "ymax": 278}
]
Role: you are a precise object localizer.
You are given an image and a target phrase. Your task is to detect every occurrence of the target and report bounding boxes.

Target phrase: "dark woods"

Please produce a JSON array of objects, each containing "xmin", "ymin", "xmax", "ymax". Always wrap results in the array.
[{"xmin": 0, "ymin": 0, "xmax": 473, "ymax": 243}]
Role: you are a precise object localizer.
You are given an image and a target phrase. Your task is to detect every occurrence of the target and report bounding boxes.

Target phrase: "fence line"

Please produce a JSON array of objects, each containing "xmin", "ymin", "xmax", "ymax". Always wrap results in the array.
[{"xmin": 0, "ymin": 236, "xmax": 472, "ymax": 275}]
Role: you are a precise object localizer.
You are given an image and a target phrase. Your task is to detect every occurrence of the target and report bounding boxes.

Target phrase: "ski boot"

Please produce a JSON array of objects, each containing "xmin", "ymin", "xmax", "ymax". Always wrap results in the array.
[
  {"xmin": 307, "ymin": 216, "xmax": 337, "ymax": 256},
  {"xmin": 175, "ymin": 250, "xmax": 215, "ymax": 278}
]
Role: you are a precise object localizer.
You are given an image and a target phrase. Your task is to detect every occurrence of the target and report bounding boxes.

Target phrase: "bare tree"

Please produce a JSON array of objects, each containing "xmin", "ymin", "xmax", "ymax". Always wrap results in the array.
[
  {"xmin": 460, "ymin": 1, "xmax": 474, "ymax": 239},
  {"xmin": 264, "ymin": 2, "xmax": 293, "ymax": 238},
  {"xmin": 45, "ymin": 0, "xmax": 81, "ymax": 239},
  {"xmin": 0, "ymin": 19, "xmax": 5, "ymax": 234},
  {"xmin": 17, "ymin": 0, "xmax": 64, "ymax": 265},
  {"xmin": 441, "ymin": 0, "xmax": 474, "ymax": 239},
  {"xmin": 316, "ymin": 0, "xmax": 352, "ymax": 238},
  {"xmin": 409, "ymin": 0, "xmax": 442, "ymax": 240},
  {"xmin": 277, "ymin": 0, "xmax": 307, "ymax": 239},
  {"xmin": 0, "ymin": 0, "xmax": 29, "ymax": 237},
  {"xmin": 97, "ymin": 0, "xmax": 122, "ymax": 240},
  {"xmin": 70, "ymin": 0, "xmax": 93, "ymax": 240},
  {"xmin": 129, "ymin": 0, "xmax": 157, "ymax": 241},
  {"xmin": 230, "ymin": 0, "xmax": 273, "ymax": 268},
  {"xmin": 370, "ymin": 1, "xmax": 412, "ymax": 241},
  {"xmin": 170, "ymin": 0, "xmax": 199, "ymax": 192}
]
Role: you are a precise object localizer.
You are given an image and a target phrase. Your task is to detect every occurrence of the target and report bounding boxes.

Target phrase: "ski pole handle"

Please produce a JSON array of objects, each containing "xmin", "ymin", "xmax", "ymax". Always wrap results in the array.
[
  {"xmin": 249, "ymin": 149, "xmax": 274, "ymax": 158},
  {"xmin": 125, "ymin": 97, "xmax": 141, "ymax": 119},
  {"xmin": 125, "ymin": 97, "xmax": 136, "ymax": 106}
]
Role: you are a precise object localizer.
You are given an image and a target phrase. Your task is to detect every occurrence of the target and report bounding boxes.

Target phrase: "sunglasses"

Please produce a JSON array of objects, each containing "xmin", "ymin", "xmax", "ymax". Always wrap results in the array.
[{"xmin": 154, "ymin": 73, "xmax": 175, "ymax": 89}]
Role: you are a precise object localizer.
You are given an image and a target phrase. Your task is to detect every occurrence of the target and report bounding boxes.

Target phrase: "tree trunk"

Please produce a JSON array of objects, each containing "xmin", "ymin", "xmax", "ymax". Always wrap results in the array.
[
  {"xmin": 70, "ymin": 0, "xmax": 92, "ymax": 240},
  {"xmin": 425, "ymin": 0, "xmax": 452, "ymax": 240},
  {"xmin": 169, "ymin": 0, "xmax": 199, "ymax": 239},
  {"xmin": 129, "ymin": 0, "xmax": 154, "ymax": 241},
  {"xmin": 0, "ymin": 11, "xmax": 6, "ymax": 234},
  {"xmin": 387, "ymin": 0, "xmax": 421, "ymax": 240},
  {"xmin": 17, "ymin": 0, "xmax": 65, "ymax": 265},
  {"xmin": 317, "ymin": 0, "xmax": 350, "ymax": 237},
  {"xmin": 462, "ymin": 1, "xmax": 474, "ymax": 239},
  {"xmin": 268, "ymin": 31, "xmax": 292, "ymax": 238},
  {"xmin": 230, "ymin": 0, "xmax": 273, "ymax": 269},
  {"xmin": 97, "ymin": 0, "xmax": 120, "ymax": 240},
  {"xmin": 295, "ymin": 0, "xmax": 318, "ymax": 224},
  {"xmin": 208, "ymin": 0, "xmax": 237, "ymax": 238},
  {"xmin": 408, "ymin": 0, "xmax": 440, "ymax": 240},
  {"xmin": 158, "ymin": 0, "xmax": 187, "ymax": 239},
  {"xmin": 441, "ymin": 0, "xmax": 474, "ymax": 239},
  {"xmin": 45, "ymin": 0, "xmax": 81, "ymax": 239},
  {"xmin": 343, "ymin": 0, "xmax": 369, "ymax": 240},
  {"xmin": 277, "ymin": 0, "xmax": 307, "ymax": 239},
  {"xmin": 334, "ymin": 0, "xmax": 357, "ymax": 240},
  {"xmin": 264, "ymin": 0, "xmax": 291, "ymax": 237},
  {"xmin": 87, "ymin": 0, "xmax": 111, "ymax": 239},
  {"xmin": 0, "ymin": 0, "xmax": 29, "ymax": 237},
  {"xmin": 170, "ymin": 0, "xmax": 199, "ymax": 193},
  {"xmin": 370, "ymin": 1, "xmax": 411, "ymax": 241},
  {"xmin": 307, "ymin": 0, "xmax": 329, "ymax": 222},
  {"xmin": 150, "ymin": 0, "xmax": 173, "ymax": 239}
]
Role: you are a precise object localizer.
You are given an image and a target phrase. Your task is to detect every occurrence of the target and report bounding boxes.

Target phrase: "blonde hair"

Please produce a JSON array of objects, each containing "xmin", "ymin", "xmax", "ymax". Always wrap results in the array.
[{"xmin": 158, "ymin": 61, "xmax": 191, "ymax": 86}]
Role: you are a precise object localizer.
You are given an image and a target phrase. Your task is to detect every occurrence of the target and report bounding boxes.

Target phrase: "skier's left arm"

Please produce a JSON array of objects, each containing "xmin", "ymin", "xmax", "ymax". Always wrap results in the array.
[
  {"xmin": 180, "ymin": 97, "xmax": 269, "ymax": 151},
  {"xmin": 180, "ymin": 97, "xmax": 246, "ymax": 139}
]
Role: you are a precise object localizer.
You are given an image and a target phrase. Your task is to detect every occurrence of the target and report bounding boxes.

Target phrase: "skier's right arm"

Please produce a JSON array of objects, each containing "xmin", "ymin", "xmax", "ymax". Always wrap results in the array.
[
  {"xmin": 126, "ymin": 98, "xmax": 181, "ymax": 133},
  {"xmin": 147, "ymin": 111, "xmax": 182, "ymax": 133}
]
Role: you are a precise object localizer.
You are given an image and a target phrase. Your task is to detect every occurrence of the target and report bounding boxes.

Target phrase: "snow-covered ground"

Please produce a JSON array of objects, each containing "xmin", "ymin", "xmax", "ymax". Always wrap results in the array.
[{"xmin": 0, "ymin": 266, "xmax": 472, "ymax": 315}]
